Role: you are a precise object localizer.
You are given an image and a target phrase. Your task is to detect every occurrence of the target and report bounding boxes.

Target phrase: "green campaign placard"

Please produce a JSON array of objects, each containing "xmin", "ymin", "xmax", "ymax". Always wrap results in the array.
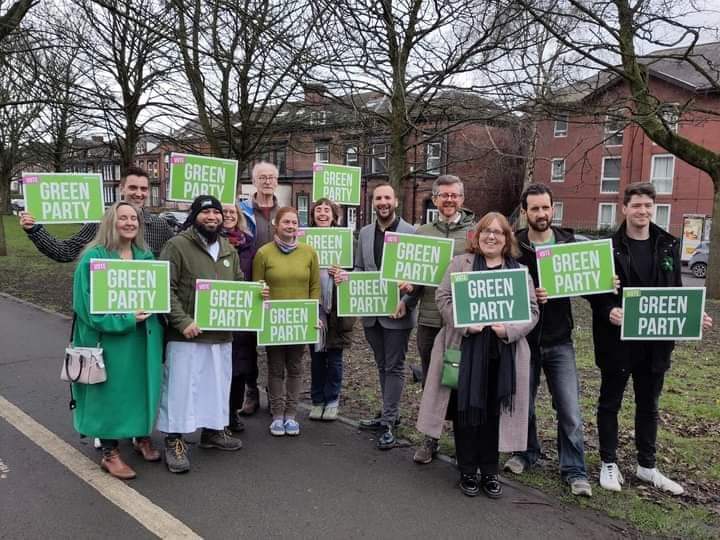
[
  {"xmin": 297, "ymin": 227, "xmax": 353, "ymax": 268},
  {"xmin": 380, "ymin": 232, "xmax": 454, "ymax": 286},
  {"xmin": 168, "ymin": 153, "xmax": 238, "ymax": 204},
  {"xmin": 451, "ymin": 268, "xmax": 532, "ymax": 327},
  {"xmin": 536, "ymin": 239, "xmax": 616, "ymax": 298},
  {"xmin": 336, "ymin": 271, "xmax": 399, "ymax": 317},
  {"xmin": 257, "ymin": 299, "xmax": 319, "ymax": 346},
  {"xmin": 22, "ymin": 173, "xmax": 104, "ymax": 224},
  {"xmin": 621, "ymin": 287, "xmax": 706, "ymax": 341},
  {"xmin": 89, "ymin": 259, "xmax": 170, "ymax": 314},
  {"xmin": 193, "ymin": 279, "xmax": 264, "ymax": 331},
  {"xmin": 312, "ymin": 162, "xmax": 361, "ymax": 206}
]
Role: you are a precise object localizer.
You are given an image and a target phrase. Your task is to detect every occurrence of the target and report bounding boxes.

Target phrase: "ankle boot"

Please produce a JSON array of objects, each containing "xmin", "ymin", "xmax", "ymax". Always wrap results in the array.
[
  {"xmin": 239, "ymin": 387, "xmax": 259, "ymax": 416},
  {"xmin": 100, "ymin": 449, "xmax": 137, "ymax": 480}
]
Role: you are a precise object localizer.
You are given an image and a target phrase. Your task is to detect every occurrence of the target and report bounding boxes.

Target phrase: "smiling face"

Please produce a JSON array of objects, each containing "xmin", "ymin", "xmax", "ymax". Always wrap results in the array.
[
  {"xmin": 196, "ymin": 208, "xmax": 223, "ymax": 232},
  {"xmin": 120, "ymin": 174, "xmax": 149, "ymax": 208},
  {"xmin": 372, "ymin": 185, "xmax": 398, "ymax": 222},
  {"xmin": 277, "ymin": 211, "xmax": 299, "ymax": 241},
  {"xmin": 222, "ymin": 204, "xmax": 238, "ymax": 230},
  {"xmin": 623, "ymin": 194, "xmax": 654, "ymax": 231},
  {"xmin": 432, "ymin": 182, "xmax": 464, "ymax": 220},
  {"xmin": 313, "ymin": 203, "xmax": 334, "ymax": 228},
  {"xmin": 477, "ymin": 218, "xmax": 506, "ymax": 259},
  {"xmin": 115, "ymin": 204, "xmax": 139, "ymax": 242},
  {"xmin": 524, "ymin": 193, "xmax": 553, "ymax": 232}
]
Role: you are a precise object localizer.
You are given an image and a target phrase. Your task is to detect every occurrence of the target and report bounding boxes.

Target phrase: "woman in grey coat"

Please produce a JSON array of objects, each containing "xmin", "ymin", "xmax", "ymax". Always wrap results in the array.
[{"xmin": 416, "ymin": 212, "xmax": 538, "ymax": 498}]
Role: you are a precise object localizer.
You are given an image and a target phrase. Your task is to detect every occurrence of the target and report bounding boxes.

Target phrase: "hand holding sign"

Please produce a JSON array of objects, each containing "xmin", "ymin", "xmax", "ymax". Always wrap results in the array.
[
  {"xmin": 535, "ymin": 287, "xmax": 548, "ymax": 304},
  {"xmin": 19, "ymin": 211, "xmax": 36, "ymax": 230},
  {"xmin": 135, "ymin": 311, "xmax": 151, "ymax": 323},
  {"xmin": 703, "ymin": 312, "xmax": 713, "ymax": 331},
  {"xmin": 491, "ymin": 324, "xmax": 508, "ymax": 338},
  {"xmin": 391, "ymin": 300, "xmax": 406, "ymax": 319},
  {"xmin": 609, "ymin": 307, "xmax": 623, "ymax": 326},
  {"xmin": 183, "ymin": 321, "xmax": 202, "ymax": 339}
]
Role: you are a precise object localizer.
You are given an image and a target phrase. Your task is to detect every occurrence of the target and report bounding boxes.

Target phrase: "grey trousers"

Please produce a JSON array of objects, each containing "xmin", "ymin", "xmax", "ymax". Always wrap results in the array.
[{"xmin": 363, "ymin": 322, "xmax": 412, "ymax": 425}]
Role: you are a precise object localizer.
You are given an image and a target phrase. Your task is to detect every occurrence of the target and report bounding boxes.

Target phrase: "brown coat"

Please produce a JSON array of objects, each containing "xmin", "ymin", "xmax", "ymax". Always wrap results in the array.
[{"xmin": 415, "ymin": 253, "xmax": 539, "ymax": 452}]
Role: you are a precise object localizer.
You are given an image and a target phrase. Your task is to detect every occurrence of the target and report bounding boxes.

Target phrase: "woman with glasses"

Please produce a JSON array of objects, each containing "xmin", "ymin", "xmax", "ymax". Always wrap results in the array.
[{"xmin": 416, "ymin": 212, "xmax": 538, "ymax": 498}]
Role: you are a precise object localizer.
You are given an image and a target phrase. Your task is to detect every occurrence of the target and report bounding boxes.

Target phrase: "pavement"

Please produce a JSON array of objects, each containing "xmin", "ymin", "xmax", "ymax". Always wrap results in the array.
[{"xmin": 0, "ymin": 294, "xmax": 635, "ymax": 539}]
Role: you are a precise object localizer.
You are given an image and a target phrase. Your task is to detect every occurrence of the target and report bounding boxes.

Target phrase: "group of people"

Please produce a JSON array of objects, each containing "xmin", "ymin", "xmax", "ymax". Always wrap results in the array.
[{"xmin": 19, "ymin": 165, "xmax": 712, "ymax": 501}]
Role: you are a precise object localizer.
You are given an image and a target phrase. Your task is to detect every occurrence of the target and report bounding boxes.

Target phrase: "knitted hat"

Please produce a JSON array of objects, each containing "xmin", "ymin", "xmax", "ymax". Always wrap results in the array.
[{"xmin": 182, "ymin": 195, "xmax": 224, "ymax": 230}]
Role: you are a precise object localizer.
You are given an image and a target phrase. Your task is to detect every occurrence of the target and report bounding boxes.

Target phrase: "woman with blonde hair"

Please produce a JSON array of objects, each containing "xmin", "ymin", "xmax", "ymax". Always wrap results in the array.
[
  {"xmin": 71, "ymin": 202, "xmax": 164, "ymax": 479},
  {"xmin": 416, "ymin": 212, "xmax": 538, "ymax": 498}
]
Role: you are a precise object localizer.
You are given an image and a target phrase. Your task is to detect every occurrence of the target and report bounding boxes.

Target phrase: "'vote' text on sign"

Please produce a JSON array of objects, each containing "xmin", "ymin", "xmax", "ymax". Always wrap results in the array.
[
  {"xmin": 380, "ymin": 232, "xmax": 454, "ymax": 287},
  {"xmin": 536, "ymin": 239, "xmax": 616, "ymax": 298},
  {"xmin": 90, "ymin": 259, "xmax": 170, "ymax": 314},
  {"xmin": 621, "ymin": 287, "xmax": 706, "ymax": 341}
]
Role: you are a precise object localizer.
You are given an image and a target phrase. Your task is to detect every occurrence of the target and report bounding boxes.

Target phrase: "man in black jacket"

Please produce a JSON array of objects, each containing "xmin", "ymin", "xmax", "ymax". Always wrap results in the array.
[
  {"xmin": 593, "ymin": 183, "xmax": 712, "ymax": 495},
  {"xmin": 502, "ymin": 184, "xmax": 592, "ymax": 497}
]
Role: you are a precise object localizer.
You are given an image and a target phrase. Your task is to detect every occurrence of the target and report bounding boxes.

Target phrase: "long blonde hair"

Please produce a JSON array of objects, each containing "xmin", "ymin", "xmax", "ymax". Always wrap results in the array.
[
  {"xmin": 223, "ymin": 203, "xmax": 250, "ymax": 234},
  {"xmin": 85, "ymin": 202, "xmax": 147, "ymax": 254}
]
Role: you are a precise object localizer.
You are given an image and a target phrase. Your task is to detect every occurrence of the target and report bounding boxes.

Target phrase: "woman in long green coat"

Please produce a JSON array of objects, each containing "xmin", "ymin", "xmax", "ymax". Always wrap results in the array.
[{"xmin": 72, "ymin": 202, "xmax": 164, "ymax": 480}]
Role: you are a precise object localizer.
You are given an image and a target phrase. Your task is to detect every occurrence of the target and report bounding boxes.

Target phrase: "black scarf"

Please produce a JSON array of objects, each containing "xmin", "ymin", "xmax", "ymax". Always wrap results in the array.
[{"xmin": 456, "ymin": 254, "xmax": 518, "ymax": 427}]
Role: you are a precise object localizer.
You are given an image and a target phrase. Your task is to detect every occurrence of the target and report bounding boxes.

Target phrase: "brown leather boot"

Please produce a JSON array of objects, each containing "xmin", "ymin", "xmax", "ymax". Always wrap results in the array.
[
  {"xmin": 239, "ymin": 386, "xmax": 259, "ymax": 416},
  {"xmin": 133, "ymin": 437, "xmax": 161, "ymax": 462},
  {"xmin": 100, "ymin": 449, "xmax": 137, "ymax": 480}
]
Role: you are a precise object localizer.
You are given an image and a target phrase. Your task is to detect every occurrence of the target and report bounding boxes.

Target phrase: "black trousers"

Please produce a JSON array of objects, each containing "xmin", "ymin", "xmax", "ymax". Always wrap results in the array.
[
  {"xmin": 597, "ymin": 346, "xmax": 666, "ymax": 468},
  {"xmin": 416, "ymin": 324, "xmax": 441, "ymax": 387},
  {"xmin": 453, "ymin": 415, "xmax": 500, "ymax": 476}
]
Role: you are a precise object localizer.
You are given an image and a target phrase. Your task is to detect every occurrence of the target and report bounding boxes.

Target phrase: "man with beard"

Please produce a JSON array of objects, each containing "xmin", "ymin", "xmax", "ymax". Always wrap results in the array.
[
  {"xmin": 351, "ymin": 183, "xmax": 418, "ymax": 450},
  {"xmin": 158, "ymin": 195, "xmax": 243, "ymax": 473},
  {"xmin": 502, "ymin": 184, "xmax": 592, "ymax": 497},
  {"xmin": 410, "ymin": 175, "xmax": 475, "ymax": 464}
]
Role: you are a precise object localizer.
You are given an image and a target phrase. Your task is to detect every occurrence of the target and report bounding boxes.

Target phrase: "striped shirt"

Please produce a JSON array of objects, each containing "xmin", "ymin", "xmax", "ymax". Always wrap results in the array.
[{"xmin": 25, "ymin": 209, "xmax": 175, "ymax": 261}]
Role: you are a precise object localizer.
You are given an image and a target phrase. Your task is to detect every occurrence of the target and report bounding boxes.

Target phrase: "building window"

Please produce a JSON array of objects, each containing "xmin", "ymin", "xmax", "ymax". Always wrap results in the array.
[
  {"xmin": 345, "ymin": 145, "xmax": 358, "ymax": 167},
  {"xmin": 551, "ymin": 158, "xmax": 565, "ymax": 182},
  {"xmin": 654, "ymin": 204, "xmax": 671, "ymax": 231},
  {"xmin": 552, "ymin": 201, "xmax": 564, "ymax": 226},
  {"xmin": 658, "ymin": 104, "xmax": 679, "ymax": 133},
  {"xmin": 314, "ymin": 143, "xmax": 329, "ymax": 164},
  {"xmin": 426, "ymin": 142, "xmax": 442, "ymax": 175},
  {"xmin": 553, "ymin": 113, "xmax": 569, "ymax": 137},
  {"xmin": 598, "ymin": 203, "xmax": 616, "ymax": 230},
  {"xmin": 150, "ymin": 185, "xmax": 160, "ymax": 207},
  {"xmin": 346, "ymin": 207, "xmax": 357, "ymax": 230},
  {"xmin": 297, "ymin": 193, "xmax": 309, "ymax": 226},
  {"xmin": 650, "ymin": 155, "xmax": 674, "ymax": 194},
  {"xmin": 259, "ymin": 146, "xmax": 287, "ymax": 175},
  {"xmin": 310, "ymin": 110, "xmax": 327, "ymax": 126},
  {"xmin": 425, "ymin": 208, "xmax": 439, "ymax": 223},
  {"xmin": 604, "ymin": 115, "xmax": 624, "ymax": 146},
  {"xmin": 600, "ymin": 156, "xmax": 621, "ymax": 193},
  {"xmin": 371, "ymin": 143, "xmax": 387, "ymax": 174},
  {"xmin": 103, "ymin": 185, "xmax": 116, "ymax": 204}
]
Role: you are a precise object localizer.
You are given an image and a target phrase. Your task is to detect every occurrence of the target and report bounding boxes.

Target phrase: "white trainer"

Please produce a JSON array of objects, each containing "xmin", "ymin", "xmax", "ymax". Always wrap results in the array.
[
  {"xmin": 636, "ymin": 466, "xmax": 684, "ymax": 495},
  {"xmin": 600, "ymin": 462, "xmax": 624, "ymax": 492}
]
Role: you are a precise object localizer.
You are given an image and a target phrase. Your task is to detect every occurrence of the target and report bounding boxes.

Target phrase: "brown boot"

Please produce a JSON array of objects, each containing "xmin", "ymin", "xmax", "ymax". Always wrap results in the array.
[
  {"xmin": 100, "ymin": 449, "xmax": 137, "ymax": 480},
  {"xmin": 239, "ymin": 387, "xmax": 259, "ymax": 416},
  {"xmin": 133, "ymin": 437, "xmax": 161, "ymax": 462}
]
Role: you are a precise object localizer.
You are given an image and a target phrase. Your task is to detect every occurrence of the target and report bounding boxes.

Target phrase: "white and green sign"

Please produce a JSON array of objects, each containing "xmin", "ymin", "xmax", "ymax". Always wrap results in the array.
[
  {"xmin": 194, "ymin": 280, "xmax": 264, "ymax": 331},
  {"xmin": 537, "ymin": 239, "xmax": 615, "ymax": 298},
  {"xmin": 336, "ymin": 271, "xmax": 399, "ymax": 317},
  {"xmin": 257, "ymin": 299, "xmax": 319, "ymax": 346},
  {"xmin": 621, "ymin": 287, "xmax": 706, "ymax": 341},
  {"xmin": 312, "ymin": 163, "xmax": 361, "ymax": 206},
  {"xmin": 90, "ymin": 259, "xmax": 170, "ymax": 314},
  {"xmin": 168, "ymin": 153, "xmax": 238, "ymax": 204},
  {"xmin": 22, "ymin": 173, "xmax": 104, "ymax": 224},
  {"xmin": 297, "ymin": 227, "xmax": 353, "ymax": 268},
  {"xmin": 380, "ymin": 232, "xmax": 454, "ymax": 286},
  {"xmin": 451, "ymin": 268, "xmax": 532, "ymax": 327}
]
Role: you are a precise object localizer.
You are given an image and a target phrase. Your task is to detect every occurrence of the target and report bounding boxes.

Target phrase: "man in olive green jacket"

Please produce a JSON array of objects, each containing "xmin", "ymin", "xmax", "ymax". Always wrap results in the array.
[
  {"xmin": 157, "ymin": 196, "xmax": 244, "ymax": 473},
  {"xmin": 412, "ymin": 175, "xmax": 475, "ymax": 464}
]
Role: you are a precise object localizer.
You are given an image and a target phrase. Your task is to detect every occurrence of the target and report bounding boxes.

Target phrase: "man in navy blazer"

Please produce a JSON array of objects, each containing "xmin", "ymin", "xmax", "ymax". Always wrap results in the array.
[{"xmin": 354, "ymin": 183, "xmax": 418, "ymax": 449}]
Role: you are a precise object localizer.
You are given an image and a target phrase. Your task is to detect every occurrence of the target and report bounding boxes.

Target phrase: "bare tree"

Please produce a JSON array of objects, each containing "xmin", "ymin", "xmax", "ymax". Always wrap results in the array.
[{"xmin": 0, "ymin": 0, "xmax": 35, "ymax": 44}]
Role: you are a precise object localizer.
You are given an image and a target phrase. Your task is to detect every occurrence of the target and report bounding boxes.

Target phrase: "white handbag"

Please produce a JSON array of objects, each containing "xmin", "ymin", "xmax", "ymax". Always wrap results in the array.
[{"xmin": 61, "ymin": 346, "xmax": 107, "ymax": 384}]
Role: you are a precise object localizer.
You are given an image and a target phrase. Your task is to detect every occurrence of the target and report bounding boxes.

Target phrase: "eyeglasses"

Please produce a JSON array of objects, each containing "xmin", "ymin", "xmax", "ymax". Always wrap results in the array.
[
  {"xmin": 434, "ymin": 192, "xmax": 463, "ymax": 200},
  {"xmin": 257, "ymin": 175, "xmax": 278, "ymax": 182},
  {"xmin": 479, "ymin": 229, "xmax": 505, "ymax": 237}
]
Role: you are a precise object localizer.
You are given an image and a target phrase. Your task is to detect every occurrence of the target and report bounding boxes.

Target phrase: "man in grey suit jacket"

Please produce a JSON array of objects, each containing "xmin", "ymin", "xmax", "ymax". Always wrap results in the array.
[{"xmin": 354, "ymin": 183, "xmax": 418, "ymax": 450}]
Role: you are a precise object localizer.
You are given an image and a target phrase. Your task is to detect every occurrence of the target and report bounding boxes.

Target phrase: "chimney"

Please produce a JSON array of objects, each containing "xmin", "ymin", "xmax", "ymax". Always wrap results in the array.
[{"xmin": 303, "ymin": 83, "xmax": 327, "ymax": 105}]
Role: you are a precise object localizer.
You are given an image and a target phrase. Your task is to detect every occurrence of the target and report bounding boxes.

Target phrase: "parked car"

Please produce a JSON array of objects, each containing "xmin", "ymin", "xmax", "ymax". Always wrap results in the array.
[
  {"xmin": 159, "ymin": 211, "xmax": 188, "ymax": 233},
  {"xmin": 688, "ymin": 242, "xmax": 709, "ymax": 278}
]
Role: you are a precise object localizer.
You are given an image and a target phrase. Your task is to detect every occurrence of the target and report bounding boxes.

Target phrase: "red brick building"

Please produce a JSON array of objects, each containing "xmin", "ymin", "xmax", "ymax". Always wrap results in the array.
[{"xmin": 532, "ymin": 42, "xmax": 719, "ymax": 241}]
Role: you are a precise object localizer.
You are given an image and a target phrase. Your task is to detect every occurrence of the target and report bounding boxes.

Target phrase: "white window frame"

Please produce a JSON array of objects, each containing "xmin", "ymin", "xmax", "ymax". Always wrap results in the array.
[
  {"xmin": 426, "ymin": 142, "xmax": 442, "ymax": 175},
  {"xmin": 604, "ymin": 114, "xmax": 624, "ymax": 146},
  {"xmin": 553, "ymin": 113, "xmax": 569, "ymax": 137},
  {"xmin": 425, "ymin": 208, "xmax": 439, "ymax": 224},
  {"xmin": 552, "ymin": 201, "xmax": 564, "ymax": 226},
  {"xmin": 650, "ymin": 154, "xmax": 675, "ymax": 195},
  {"xmin": 297, "ymin": 193, "xmax": 310, "ymax": 226},
  {"xmin": 345, "ymin": 145, "xmax": 358, "ymax": 167},
  {"xmin": 654, "ymin": 204, "xmax": 671, "ymax": 231},
  {"xmin": 597, "ymin": 203, "xmax": 617, "ymax": 230},
  {"xmin": 659, "ymin": 103, "xmax": 679, "ymax": 134},
  {"xmin": 345, "ymin": 207, "xmax": 357, "ymax": 230},
  {"xmin": 310, "ymin": 110, "xmax": 327, "ymax": 126},
  {"xmin": 371, "ymin": 143, "xmax": 387, "ymax": 174},
  {"xmin": 600, "ymin": 156, "xmax": 621, "ymax": 194},
  {"xmin": 314, "ymin": 143, "xmax": 329, "ymax": 164},
  {"xmin": 551, "ymin": 158, "xmax": 565, "ymax": 182}
]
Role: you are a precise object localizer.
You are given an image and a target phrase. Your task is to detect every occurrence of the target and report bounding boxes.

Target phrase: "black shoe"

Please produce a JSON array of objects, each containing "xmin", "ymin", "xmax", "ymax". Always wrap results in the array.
[
  {"xmin": 199, "ymin": 428, "xmax": 242, "ymax": 451},
  {"xmin": 376, "ymin": 427, "xmax": 396, "ymax": 450},
  {"xmin": 228, "ymin": 418, "xmax": 245, "ymax": 433},
  {"xmin": 365, "ymin": 411, "xmax": 402, "ymax": 427},
  {"xmin": 481, "ymin": 474, "xmax": 503, "ymax": 499},
  {"xmin": 459, "ymin": 473, "xmax": 480, "ymax": 497},
  {"xmin": 164, "ymin": 436, "xmax": 190, "ymax": 474},
  {"xmin": 358, "ymin": 418, "xmax": 385, "ymax": 431}
]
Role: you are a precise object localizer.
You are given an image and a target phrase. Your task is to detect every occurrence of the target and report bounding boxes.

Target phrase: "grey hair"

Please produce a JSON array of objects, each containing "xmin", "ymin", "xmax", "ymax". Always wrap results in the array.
[
  {"xmin": 432, "ymin": 175, "xmax": 464, "ymax": 196},
  {"xmin": 251, "ymin": 161, "xmax": 279, "ymax": 180},
  {"xmin": 84, "ymin": 202, "xmax": 147, "ymax": 254}
]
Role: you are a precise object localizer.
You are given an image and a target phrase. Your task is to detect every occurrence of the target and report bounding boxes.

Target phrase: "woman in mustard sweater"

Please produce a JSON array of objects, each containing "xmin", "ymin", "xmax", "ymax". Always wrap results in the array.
[{"xmin": 253, "ymin": 206, "xmax": 320, "ymax": 436}]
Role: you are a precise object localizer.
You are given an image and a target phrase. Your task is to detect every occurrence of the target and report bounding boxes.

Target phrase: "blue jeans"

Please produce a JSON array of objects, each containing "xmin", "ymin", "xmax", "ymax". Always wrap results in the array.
[
  {"xmin": 516, "ymin": 341, "xmax": 588, "ymax": 482},
  {"xmin": 310, "ymin": 348, "xmax": 343, "ymax": 405}
]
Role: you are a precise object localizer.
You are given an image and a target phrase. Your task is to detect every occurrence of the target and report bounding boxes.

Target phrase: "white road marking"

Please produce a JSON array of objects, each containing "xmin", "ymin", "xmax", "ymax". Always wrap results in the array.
[{"xmin": 0, "ymin": 394, "xmax": 201, "ymax": 539}]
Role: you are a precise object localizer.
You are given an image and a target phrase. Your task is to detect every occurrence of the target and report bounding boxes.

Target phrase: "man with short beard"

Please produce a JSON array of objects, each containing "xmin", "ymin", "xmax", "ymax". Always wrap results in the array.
[
  {"xmin": 158, "ymin": 195, "xmax": 243, "ymax": 474},
  {"xmin": 503, "ymin": 184, "xmax": 593, "ymax": 497},
  {"xmin": 351, "ymin": 183, "xmax": 418, "ymax": 450}
]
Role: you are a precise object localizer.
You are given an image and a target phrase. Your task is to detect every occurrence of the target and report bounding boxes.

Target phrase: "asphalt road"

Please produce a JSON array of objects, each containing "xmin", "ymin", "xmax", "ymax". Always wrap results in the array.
[
  {"xmin": 682, "ymin": 266, "xmax": 706, "ymax": 287},
  {"xmin": 0, "ymin": 295, "xmax": 633, "ymax": 539}
]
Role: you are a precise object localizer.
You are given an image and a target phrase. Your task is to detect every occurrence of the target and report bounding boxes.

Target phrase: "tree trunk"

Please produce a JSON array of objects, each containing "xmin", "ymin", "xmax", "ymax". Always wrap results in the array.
[
  {"xmin": 516, "ymin": 119, "xmax": 538, "ymax": 229},
  {"xmin": 706, "ymin": 182, "xmax": 720, "ymax": 299},
  {"xmin": 0, "ymin": 177, "xmax": 11, "ymax": 256}
]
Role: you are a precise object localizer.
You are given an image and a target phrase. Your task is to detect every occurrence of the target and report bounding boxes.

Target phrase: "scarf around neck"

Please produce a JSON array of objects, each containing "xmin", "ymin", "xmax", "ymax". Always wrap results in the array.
[{"xmin": 273, "ymin": 234, "xmax": 298, "ymax": 254}]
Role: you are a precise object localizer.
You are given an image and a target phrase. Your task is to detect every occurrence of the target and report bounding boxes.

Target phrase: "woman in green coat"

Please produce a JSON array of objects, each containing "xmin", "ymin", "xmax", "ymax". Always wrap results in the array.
[{"xmin": 72, "ymin": 202, "xmax": 164, "ymax": 480}]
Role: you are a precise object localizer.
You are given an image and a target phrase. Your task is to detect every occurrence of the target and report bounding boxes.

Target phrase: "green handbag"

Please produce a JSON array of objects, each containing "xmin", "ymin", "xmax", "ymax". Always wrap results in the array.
[{"xmin": 441, "ymin": 348, "xmax": 461, "ymax": 389}]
